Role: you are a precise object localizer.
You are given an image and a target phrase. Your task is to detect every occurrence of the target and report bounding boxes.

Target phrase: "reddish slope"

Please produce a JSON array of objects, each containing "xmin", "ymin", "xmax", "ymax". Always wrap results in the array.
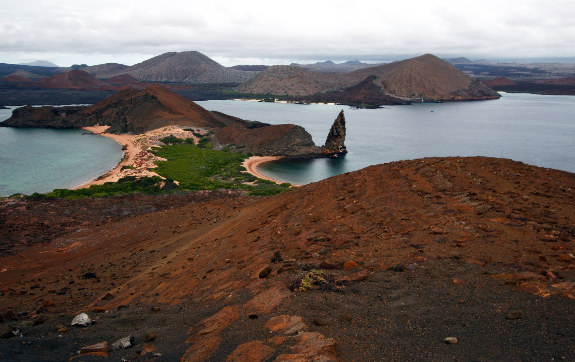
[
  {"xmin": 33, "ymin": 70, "xmax": 110, "ymax": 90},
  {"xmin": 0, "ymin": 157, "xmax": 574, "ymax": 359},
  {"xmin": 80, "ymin": 84, "xmax": 226, "ymax": 133}
]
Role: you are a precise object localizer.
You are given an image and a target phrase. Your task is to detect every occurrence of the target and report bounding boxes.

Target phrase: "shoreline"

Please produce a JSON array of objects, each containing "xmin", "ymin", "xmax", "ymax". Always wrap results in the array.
[
  {"xmin": 76, "ymin": 125, "xmax": 199, "ymax": 189},
  {"xmin": 75, "ymin": 126, "xmax": 141, "ymax": 189},
  {"xmin": 78, "ymin": 127, "xmax": 300, "ymax": 190},
  {"xmin": 242, "ymin": 156, "xmax": 301, "ymax": 186}
]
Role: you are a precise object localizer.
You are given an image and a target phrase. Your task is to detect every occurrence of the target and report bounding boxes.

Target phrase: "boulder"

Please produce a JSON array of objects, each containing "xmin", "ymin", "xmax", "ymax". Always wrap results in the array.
[{"xmin": 71, "ymin": 312, "xmax": 91, "ymax": 327}]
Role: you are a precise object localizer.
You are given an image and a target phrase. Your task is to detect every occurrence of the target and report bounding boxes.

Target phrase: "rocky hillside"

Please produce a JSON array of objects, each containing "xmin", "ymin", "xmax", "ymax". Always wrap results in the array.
[
  {"xmin": 33, "ymin": 70, "xmax": 111, "ymax": 90},
  {"xmin": 237, "ymin": 65, "xmax": 350, "ymax": 97},
  {"xmin": 98, "ymin": 51, "xmax": 256, "ymax": 84},
  {"xmin": 1, "ymin": 84, "xmax": 343, "ymax": 157},
  {"xmin": 215, "ymin": 123, "xmax": 322, "ymax": 157},
  {"xmin": 238, "ymin": 54, "xmax": 500, "ymax": 104},
  {"xmin": 80, "ymin": 84, "xmax": 227, "ymax": 133},
  {"xmin": 1, "ymin": 157, "xmax": 574, "ymax": 360},
  {"xmin": 77, "ymin": 63, "xmax": 130, "ymax": 79}
]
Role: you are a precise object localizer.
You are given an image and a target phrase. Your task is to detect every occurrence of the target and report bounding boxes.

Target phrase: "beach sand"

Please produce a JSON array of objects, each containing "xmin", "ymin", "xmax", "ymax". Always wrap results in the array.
[
  {"xmin": 242, "ymin": 156, "xmax": 300, "ymax": 186},
  {"xmin": 77, "ymin": 125, "xmax": 199, "ymax": 189},
  {"xmin": 77, "ymin": 126, "xmax": 141, "ymax": 188},
  {"xmin": 78, "ymin": 127, "xmax": 296, "ymax": 189}
]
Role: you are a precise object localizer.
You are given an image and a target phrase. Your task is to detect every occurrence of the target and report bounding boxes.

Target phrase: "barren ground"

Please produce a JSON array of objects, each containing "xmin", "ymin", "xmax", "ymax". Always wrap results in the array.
[{"xmin": 1, "ymin": 157, "xmax": 574, "ymax": 361}]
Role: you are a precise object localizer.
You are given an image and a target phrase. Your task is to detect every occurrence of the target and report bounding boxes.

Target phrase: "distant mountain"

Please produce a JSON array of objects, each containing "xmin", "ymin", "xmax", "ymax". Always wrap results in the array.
[
  {"xmin": 484, "ymin": 77, "xmax": 516, "ymax": 87},
  {"xmin": 2, "ymin": 70, "xmax": 46, "ymax": 83},
  {"xmin": 19, "ymin": 60, "xmax": 59, "ymax": 67},
  {"xmin": 292, "ymin": 60, "xmax": 381, "ymax": 74},
  {"xmin": 238, "ymin": 65, "xmax": 349, "ymax": 97},
  {"xmin": 238, "ymin": 54, "xmax": 500, "ymax": 105},
  {"xmin": 100, "ymin": 51, "xmax": 256, "ymax": 84},
  {"xmin": 445, "ymin": 57, "xmax": 473, "ymax": 64},
  {"xmin": 0, "ymin": 63, "xmax": 61, "ymax": 79},
  {"xmin": 77, "ymin": 63, "xmax": 130, "ymax": 79},
  {"xmin": 33, "ymin": 70, "xmax": 110, "ymax": 90},
  {"xmin": 230, "ymin": 65, "xmax": 269, "ymax": 72}
]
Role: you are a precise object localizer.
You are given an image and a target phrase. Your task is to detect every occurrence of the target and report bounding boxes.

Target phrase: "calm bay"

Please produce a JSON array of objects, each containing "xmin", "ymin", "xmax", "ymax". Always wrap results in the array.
[
  {"xmin": 0, "ymin": 92, "xmax": 573, "ymax": 196},
  {"xmin": 199, "ymin": 93, "xmax": 575, "ymax": 185}
]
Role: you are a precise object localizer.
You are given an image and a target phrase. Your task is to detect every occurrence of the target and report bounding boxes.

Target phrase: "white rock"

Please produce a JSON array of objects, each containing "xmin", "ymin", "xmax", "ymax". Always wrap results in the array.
[
  {"xmin": 111, "ymin": 336, "xmax": 134, "ymax": 350},
  {"xmin": 71, "ymin": 313, "xmax": 91, "ymax": 327}
]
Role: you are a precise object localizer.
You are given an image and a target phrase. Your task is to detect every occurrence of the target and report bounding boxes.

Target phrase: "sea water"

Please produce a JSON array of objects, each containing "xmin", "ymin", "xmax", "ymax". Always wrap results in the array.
[
  {"xmin": 1, "ymin": 93, "xmax": 573, "ymax": 196},
  {"xmin": 0, "ymin": 107, "xmax": 123, "ymax": 196},
  {"xmin": 198, "ymin": 93, "xmax": 575, "ymax": 184}
]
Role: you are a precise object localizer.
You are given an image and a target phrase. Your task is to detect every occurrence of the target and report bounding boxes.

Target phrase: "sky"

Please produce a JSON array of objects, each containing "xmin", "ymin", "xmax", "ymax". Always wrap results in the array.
[{"xmin": 1, "ymin": 0, "xmax": 574, "ymax": 67}]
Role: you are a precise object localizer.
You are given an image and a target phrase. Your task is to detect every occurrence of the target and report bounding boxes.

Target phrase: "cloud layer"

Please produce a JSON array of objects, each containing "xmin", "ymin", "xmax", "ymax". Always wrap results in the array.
[{"xmin": 2, "ymin": 0, "xmax": 574, "ymax": 66}]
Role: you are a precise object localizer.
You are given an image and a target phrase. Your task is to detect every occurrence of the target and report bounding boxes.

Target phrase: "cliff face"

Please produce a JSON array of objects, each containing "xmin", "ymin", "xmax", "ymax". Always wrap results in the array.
[{"xmin": 323, "ymin": 110, "xmax": 347, "ymax": 155}]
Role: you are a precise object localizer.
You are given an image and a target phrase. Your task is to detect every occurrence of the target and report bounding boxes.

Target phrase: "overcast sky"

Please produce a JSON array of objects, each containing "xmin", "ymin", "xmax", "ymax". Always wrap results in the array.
[{"xmin": 1, "ymin": 0, "xmax": 574, "ymax": 67}]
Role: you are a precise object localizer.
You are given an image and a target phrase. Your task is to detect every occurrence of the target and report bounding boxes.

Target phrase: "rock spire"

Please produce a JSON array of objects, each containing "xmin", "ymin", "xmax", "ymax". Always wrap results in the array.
[{"xmin": 323, "ymin": 110, "xmax": 347, "ymax": 155}]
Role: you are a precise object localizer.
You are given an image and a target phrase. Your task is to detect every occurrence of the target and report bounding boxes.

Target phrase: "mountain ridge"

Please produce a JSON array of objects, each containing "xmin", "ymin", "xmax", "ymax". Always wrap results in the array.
[{"xmin": 238, "ymin": 54, "xmax": 500, "ymax": 105}]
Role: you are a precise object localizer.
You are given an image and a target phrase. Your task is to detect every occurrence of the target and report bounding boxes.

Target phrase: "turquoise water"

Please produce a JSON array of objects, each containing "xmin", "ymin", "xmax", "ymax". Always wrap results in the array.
[
  {"xmin": 0, "ymin": 93, "xmax": 573, "ymax": 196},
  {"xmin": 198, "ymin": 93, "xmax": 575, "ymax": 184},
  {"xmin": 0, "ymin": 107, "xmax": 123, "ymax": 196}
]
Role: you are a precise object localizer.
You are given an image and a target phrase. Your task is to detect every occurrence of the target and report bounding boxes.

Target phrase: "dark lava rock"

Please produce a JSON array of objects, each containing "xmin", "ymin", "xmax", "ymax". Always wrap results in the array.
[
  {"xmin": 82, "ymin": 272, "xmax": 97, "ymax": 279},
  {"xmin": 259, "ymin": 265, "xmax": 272, "ymax": 278},
  {"xmin": 0, "ymin": 309, "xmax": 17, "ymax": 323},
  {"xmin": 506, "ymin": 310, "xmax": 523, "ymax": 320},
  {"xmin": 313, "ymin": 317, "xmax": 331, "ymax": 326},
  {"xmin": 323, "ymin": 110, "xmax": 347, "ymax": 155},
  {"xmin": 0, "ymin": 325, "xmax": 14, "ymax": 339},
  {"xmin": 271, "ymin": 251, "xmax": 283, "ymax": 263}
]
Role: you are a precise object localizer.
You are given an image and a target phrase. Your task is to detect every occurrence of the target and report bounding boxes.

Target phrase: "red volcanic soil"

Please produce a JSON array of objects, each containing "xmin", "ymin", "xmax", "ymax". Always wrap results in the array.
[
  {"xmin": 485, "ymin": 77, "xmax": 517, "ymax": 87},
  {"xmin": 80, "ymin": 84, "xmax": 227, "ymax": 133},
  {"xmin": 0, "ymin": 157, "xmax": 574, "ymax": 360},
  {"xmin": 33, "ymin": 70, "xmax": 111, "ymax": 90}
]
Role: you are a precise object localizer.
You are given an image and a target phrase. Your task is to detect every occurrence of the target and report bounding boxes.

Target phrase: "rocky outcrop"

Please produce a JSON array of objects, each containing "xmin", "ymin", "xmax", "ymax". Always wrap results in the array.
[
  {"xmin": 323, "ymin": 110, "xmax": 347, "ymax": 155},
  {"xmin": 0, "ymin": 105, "xmax": 85, "ymax": 128},
  {"xmin": 215, "ymin": 123, "xmax": 322, "ymax": 157}
]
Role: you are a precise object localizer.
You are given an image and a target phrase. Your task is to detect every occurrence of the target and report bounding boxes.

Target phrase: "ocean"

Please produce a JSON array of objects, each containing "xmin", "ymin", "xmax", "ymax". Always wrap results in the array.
[
  {"xmin": 0, "ymin": 93, "xmax": 573, "ymax": 196},
  {"xmin": 0, "ymin": 106, "xmax": 123, "ymax": 197},
  {"xmin": 198, "ymin": 93, "xmax": 575, "ymax": 185}
]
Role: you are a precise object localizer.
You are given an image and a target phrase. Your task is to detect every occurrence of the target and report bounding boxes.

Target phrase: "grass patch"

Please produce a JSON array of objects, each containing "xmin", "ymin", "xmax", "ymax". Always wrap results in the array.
[
  {"xmin": 27, "ymin": 140, "xmax": 291, "ymax": 199},
  {"xmin": 28, "ymin": 176, "xmax": 165, "ymax": 200},
  {"xmin": 152, "ymin": 143, "xmax": 290, "ymax": 195}
]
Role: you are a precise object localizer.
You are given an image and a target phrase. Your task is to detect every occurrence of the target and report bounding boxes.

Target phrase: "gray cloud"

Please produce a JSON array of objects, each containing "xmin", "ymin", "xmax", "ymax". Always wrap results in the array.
[{"xmin": 1, "ymin": 0, "xmax": 574, "ymax": 66}]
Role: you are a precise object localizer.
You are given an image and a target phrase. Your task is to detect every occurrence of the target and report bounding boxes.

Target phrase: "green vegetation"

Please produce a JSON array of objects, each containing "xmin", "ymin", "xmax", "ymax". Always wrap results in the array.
[
  {"xmin": 25, "ymin": 135, "xmax": 291, "ymax": 200},
  {"xmin": 159, "ymin": 135, "xmax": 195, "ymax": 145},
  {"xmin": 152, "ymin": 143, "xmax": 291, "ymax": 196},
  {"xmin": 298, "ymin": 270, "xmax": 327, "ymax": 292},
  {"xmin": 28, "ymin": 176, "xmax": 164, "ymax": 200}
]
